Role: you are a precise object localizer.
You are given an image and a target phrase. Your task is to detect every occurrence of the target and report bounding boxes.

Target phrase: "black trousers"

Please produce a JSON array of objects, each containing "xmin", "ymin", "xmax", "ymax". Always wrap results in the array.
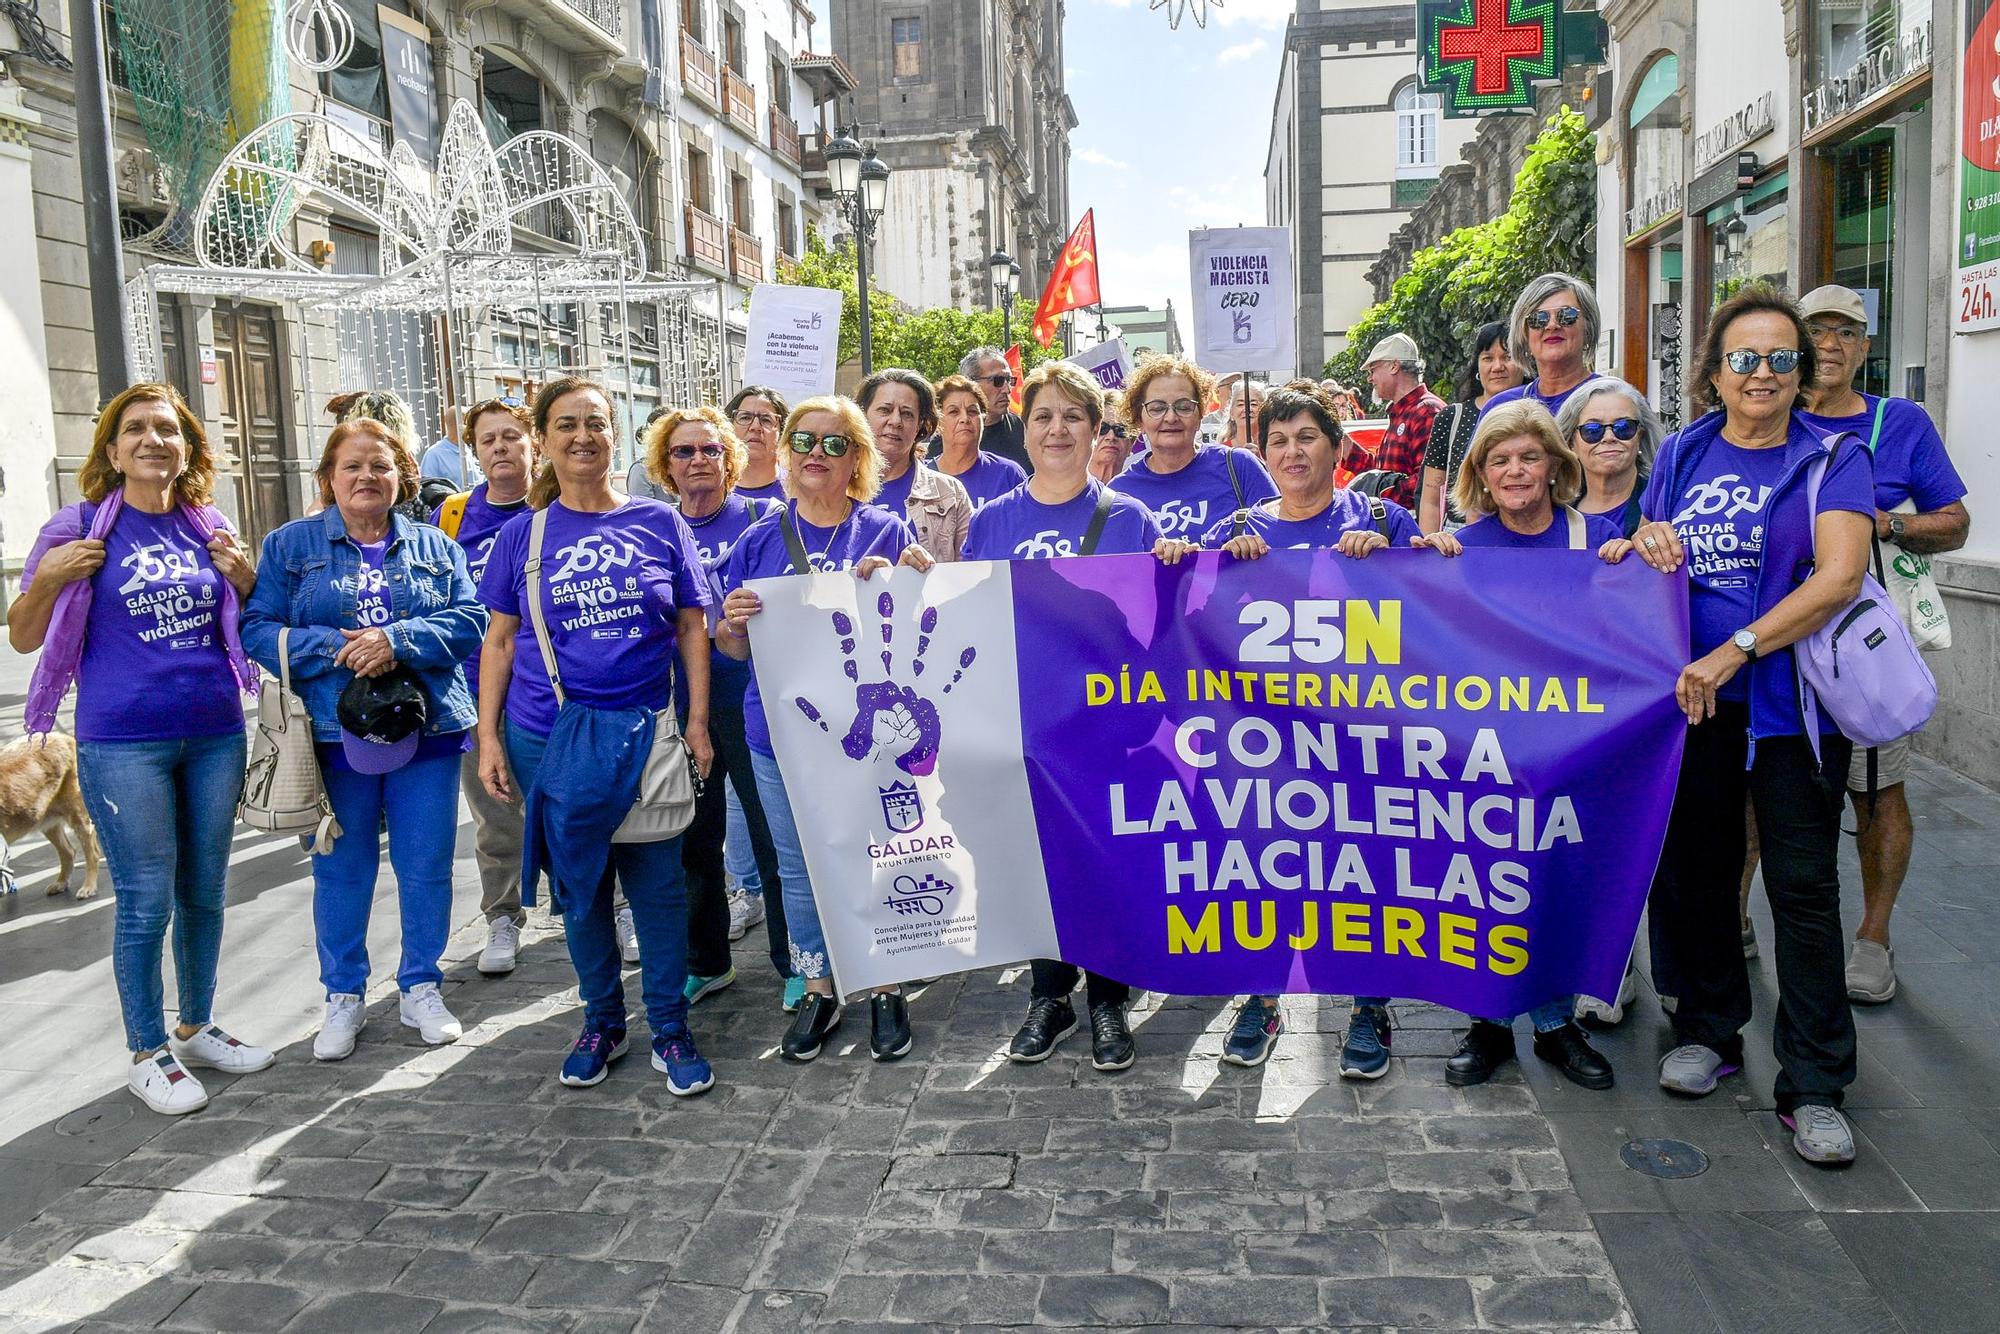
[
  {"xmin": 1030, "ymin": 960, "xmax": 1129, "ymax": 1008},
  {"xmin": 1648, "ymin": 700, "xmax": 1856, "ymax": 1112},
  {"xmin": 684, "ymin": 703, "xmax": 787, "ymax": 978}
]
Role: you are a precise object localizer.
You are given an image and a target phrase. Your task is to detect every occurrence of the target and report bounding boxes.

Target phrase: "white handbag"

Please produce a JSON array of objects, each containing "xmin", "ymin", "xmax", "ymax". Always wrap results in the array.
[
  {"xmin": 238, "ymin": 627, "xmax": 342, "ymax": 853},
  {"xmin": 1874, "ymin": 501, "xmax": 1952, "ymax": 652},
  {"xmin": 524, "ymin": 507, "xmax": 699, "ymax": 843}
]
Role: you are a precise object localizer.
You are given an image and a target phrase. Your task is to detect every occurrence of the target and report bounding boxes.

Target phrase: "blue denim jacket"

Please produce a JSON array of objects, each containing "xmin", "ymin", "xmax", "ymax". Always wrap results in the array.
[{"xmin": 242, "ymin": 507, "xmax": 486, "ymax": 743}]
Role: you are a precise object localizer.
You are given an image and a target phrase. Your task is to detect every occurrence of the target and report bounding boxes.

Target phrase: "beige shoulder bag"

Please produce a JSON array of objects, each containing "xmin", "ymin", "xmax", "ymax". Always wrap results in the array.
[{"xmin": 239, "ymin": 627, "xmax": 342, "ymax": 853}]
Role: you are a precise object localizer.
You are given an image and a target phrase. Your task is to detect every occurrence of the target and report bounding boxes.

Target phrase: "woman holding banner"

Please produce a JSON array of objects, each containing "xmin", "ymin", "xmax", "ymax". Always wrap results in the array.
[
  {"xmin": 717, "ymin": 396, "xmax": 930, "ymax": 1064},
  {"xmin": 1419, "ymin": 322, "xmax": 1523, "ymax": 533},
  {"xmin": 1108, "ymin": 355, "xmax": 1278, "ymax": 541},
  {"xmin": 1628, "ymin": 285, "xmax": 1873, "ymax": 1167},
  {"xmin": 965, "ymin": 361, "xmax": 1166, "ymax": 1072},
  {"xmin": 858, "ymin": 369, "xmax": 975, "ymax": 562}
]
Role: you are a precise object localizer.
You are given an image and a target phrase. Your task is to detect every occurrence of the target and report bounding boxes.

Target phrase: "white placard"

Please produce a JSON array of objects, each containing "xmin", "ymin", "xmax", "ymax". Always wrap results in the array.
[
  {"xmin": 1071, "ymin": 337, "xmax": 1133, "ymax": 390},
  {"xmin": 742, "ymin": 283, "xmax": 844, "ymax": 401},
  {"xmin": 1188, "ymin": 227, "xmax": 1296, "ymax": 375}
]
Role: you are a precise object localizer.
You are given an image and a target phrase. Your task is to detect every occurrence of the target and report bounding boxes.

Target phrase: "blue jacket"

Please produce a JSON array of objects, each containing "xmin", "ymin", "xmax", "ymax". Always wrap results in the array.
[
  {"xmin": 1645, "ymin": 409, "xmax": 1871, "ymax": 744},
  {"xmin": 243, "ymin": 507, "xmax": 486, "ymax": 743}
]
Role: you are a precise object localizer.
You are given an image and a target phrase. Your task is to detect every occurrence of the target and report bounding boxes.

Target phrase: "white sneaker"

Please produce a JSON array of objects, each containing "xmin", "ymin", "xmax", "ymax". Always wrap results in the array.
[
  {"xmin": 615, "ymin": 906, "xmax": 640, "ymax": 964},
  {"xmin": 1575, "ymin": 963, "xmax": 1641, "ymax": 1027},
  {"xmin": 399, "ymin": 983, "xmax": 463, "ymax": 1045},
  {"xmin": 313, "ymin": 994, "xmax": 366, "ymax": 1062},
  {"xmin": 172, "ymin": 1024, "xmax": 275, "ymax": 1074},
  {"xmin": 479, "ymin": 918, "xmax": 522, "ymax": 976},
  {"xmin": 128, "ymin": 1049, "xmax": 209, "ymax": 1115},
  {"xmin": 726, "ymin": 889, "xmax": 765, "ymax": 942}
]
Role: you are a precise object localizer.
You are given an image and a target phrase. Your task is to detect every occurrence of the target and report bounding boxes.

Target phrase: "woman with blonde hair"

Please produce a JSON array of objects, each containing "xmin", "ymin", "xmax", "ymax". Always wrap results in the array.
[
  {"xmin": 1109, "ymin": 354, "xmax": 1277, "ymax": 540},
  {"xmin": 717, "ymin": 395, "xmax": 928, "ymax": 1062},
  {"xmin": 12, "ymin": 383, "xmax": 267, "ymax": 1115}
]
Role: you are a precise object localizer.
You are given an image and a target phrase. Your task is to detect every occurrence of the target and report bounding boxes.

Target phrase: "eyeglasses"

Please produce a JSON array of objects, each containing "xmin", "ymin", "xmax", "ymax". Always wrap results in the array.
[
  {"xmin": 1526, "ymin": 306, "xmax": 1583, "ymax": 331},
  {"xmin": 1575, "ymin": 418, "xmax": 1641, "ymax": 444},
  {"xmin": 980, "ymin": 373, "xmax": 1016, "ymax": 388},
  {"xmin": 731, "ymin": 410, "xmax": 780, "ymax": 429},
  {"xmin": 1806, "ymin": 322, "xmax": 1864, "ymax": 346},
  {"xmin": 1141, "ymin": 398, "xmax": 1202, "ymax": 419},
  {"xmin": 787, "ymin": 431, "xmax": 852, "ymax": 457},
  {"xmin": 1723, "ymin": 348, "xmax": 1803, "ymax": 375},
  {"xmin": 669, "ymin": 443, "xmax": 725, "ymax": 460},
  {"xmin": 1098, "ymin": 422, "xmax": 1129, "ymax": 440}
]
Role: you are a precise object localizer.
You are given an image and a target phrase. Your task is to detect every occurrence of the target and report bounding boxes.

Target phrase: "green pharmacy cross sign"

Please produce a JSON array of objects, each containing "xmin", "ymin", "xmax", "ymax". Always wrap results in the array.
[{"xmin": 1419, "ymin": 0, "xmax": 1604, "ymax": 118}]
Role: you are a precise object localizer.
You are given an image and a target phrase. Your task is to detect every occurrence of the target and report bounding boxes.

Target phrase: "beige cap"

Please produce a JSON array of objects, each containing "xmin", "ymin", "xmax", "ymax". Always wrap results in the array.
[
  {"xmin": 1799, "ymin": 284, "xmax": 1868, "ymax": 328},
  {"xmin": 1361, "ymin": 331, "xmax": 1421, "ymax": 369}
]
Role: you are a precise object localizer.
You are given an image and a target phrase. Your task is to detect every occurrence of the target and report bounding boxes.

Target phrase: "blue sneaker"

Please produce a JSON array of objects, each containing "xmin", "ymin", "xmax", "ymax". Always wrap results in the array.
[
  {"xmin": 652, "ymin": 1028, "xmax": 715, "ymax": 1097},
  {"xmin": 1222, "ymin": 997, "xmax": 1283, "ymax": 1067},
  {"xmin": 558, "ymin": 1021, "xmax": 628, "ymax": 1088},
  {"xmin": 1340, "ymin": 1005, "xmax": 1392, "ymax": 1079},
  {"xmin": 684, "ymin": 967, "xmax": 736, "ymax": 1005},
  {"xmin": 782, "ymin": 976, "xmax": 807, "ymax": 1012}
]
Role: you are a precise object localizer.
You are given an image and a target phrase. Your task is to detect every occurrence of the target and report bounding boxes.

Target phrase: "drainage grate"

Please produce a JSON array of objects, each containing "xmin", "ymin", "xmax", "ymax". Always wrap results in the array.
[
  {"xmin": 55, "ymin": 1103, "xmax": 134, "ymax": 1137},
  {"xmin": 1619, "ymin": 1137, "xmax": 1710, "ymax": 1178}
]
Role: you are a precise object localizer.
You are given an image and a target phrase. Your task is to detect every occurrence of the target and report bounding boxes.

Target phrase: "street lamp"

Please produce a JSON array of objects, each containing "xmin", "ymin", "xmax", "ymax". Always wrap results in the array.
[
  {"xmin": 827, "ymin": 128, "xmax": 891, "ymax": 374},
  {"xmin": 988, "ymin": 248, "xmax": 1020, "ymax": 345}
]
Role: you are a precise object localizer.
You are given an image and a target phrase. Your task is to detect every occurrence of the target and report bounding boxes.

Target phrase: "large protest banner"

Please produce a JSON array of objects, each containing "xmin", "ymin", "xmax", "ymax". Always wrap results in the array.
[{"xmin": 749, "ymin": 551, "xmax": 1687, "ymax": 1013}]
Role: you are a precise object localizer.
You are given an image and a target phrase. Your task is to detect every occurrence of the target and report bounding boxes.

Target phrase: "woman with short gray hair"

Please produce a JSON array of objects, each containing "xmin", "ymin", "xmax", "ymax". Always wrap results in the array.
[
  {"xmin": 1480, "ymin": 272, "xmax": 1603, "ymax": 422},
  {"xmin": 1554, "ymin": 376, "xmax": 1662, "ymax": 539}
]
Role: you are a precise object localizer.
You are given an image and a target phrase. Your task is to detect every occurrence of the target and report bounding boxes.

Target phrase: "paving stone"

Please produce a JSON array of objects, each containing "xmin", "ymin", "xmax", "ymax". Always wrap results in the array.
[
  {"xmin": 671, "ymin": 1209, "xmax": 775, "ymax": 1288},
  {"xmin": 951, "ymin": 1188, "xmax": 1053, "ymax": 1229},
  {"xmin": 368, "ymin": 1207, "xmax": 497, "ymax": 1248},
  {"xmin": 271, "ymin": 1240, "xmax": 420, "ymax": 1290},
  {"xmin": 884, "ymin": 1152, "xmax": 1016, "ymax": 1191},
  {"xmin": 1317, "ymin": 1276, "xmax": 1479, "ymax": 1327},
  {"xmin": 819, "ymin": 1275, "xmax": 899, "ymax": 1323},
  {"xmin": 1477, "ymin": 1276, "xmax": 1630, "ymax": 1329},
  {"xmin": 242, "ymin": 1197, "xmax": 391, "ymax": 1241},
  {"xmin": 731, "ymin": 1289, "xmax": 827, "ymax": 1333},
  {"xmin": 161, "ymin": 1281, "xmax": 313, "ymax": 1332},
  {"xmin": 395, "ymin": 1248, "xmax": 535, "ymax": 1304},
  {"xmin": 1112, "ymin": 1229, "xmax": 1234, "ymax": 1275},
  {"xmin": 519, "ymin": 1257, "xmax": 668, "ymax": 1311},
  {"xmin": 1384, "ymin": 1228, "xmax": 1545, "ymax": 1277},
  {"xmin": 633, "ymin": 1279, "xmax": 750, "ymax": 1330},
  {"xmin": 794, "ymin": 1155, "xmax": 891, "ymax": 1218},
  {"xmin": 1169, "ymin": 1275, "xmax": 1319, "ymax": 1325},
  {"xmin": 279, "ymin": 1292, "xmax": 442, "ymax": 1333},
  {"xmin": 252, "ymin": 1156, "xmax": 391, "ymax": 1200},
  {"xmin": 1167, "ymin": 1189, "xmax": 1308, "ymax": 1232},
  {"xmin": 1029, "ymin": 1272, "xmax": 1170, "ymax": 1326},
  {"xmin": 365, "ymin": 1165, "xmax": 486, "ymax": 1209},
  {"xmin": 846, "ymin": 1227, "xmax": 984, "ymax": 1272},
  {"xmin": 980, "ymin": 1225, "xmax": 1112, "ymax": 1274},
  {"xmin": 476, "ymin": 1210, "xmax": 624, "ymax": 1258},
  {"xmin": 1050, "ymin": 1189, "xmax": 1169, "ymax": 1230},
  {"xmin": 1237, "ymin": 1230, "xmax": 1391, "ymax": 1277},
  {"xmin": 886, "ymin": 1274, "xmax": 1041, "ymax": 1324}
]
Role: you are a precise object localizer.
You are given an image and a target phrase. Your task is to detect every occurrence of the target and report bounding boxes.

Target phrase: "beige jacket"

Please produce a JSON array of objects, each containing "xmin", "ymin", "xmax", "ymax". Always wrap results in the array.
[{"xmin": 902, "ymin": 464, "xmax": 973, "ymax": 563}]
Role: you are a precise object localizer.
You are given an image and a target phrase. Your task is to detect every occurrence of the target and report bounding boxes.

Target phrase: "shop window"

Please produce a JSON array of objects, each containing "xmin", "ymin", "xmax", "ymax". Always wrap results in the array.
[
  {"xmin": 892, "ymin": 17, "xmax": 924, "ymax": 82},
  {"xmin": 1624, "ymin": 54, "xmax": 1681, "ymax": 236},
  {"xmin": 1393, "ymin": 82, "xmax": 1440, "ymax": 177}
]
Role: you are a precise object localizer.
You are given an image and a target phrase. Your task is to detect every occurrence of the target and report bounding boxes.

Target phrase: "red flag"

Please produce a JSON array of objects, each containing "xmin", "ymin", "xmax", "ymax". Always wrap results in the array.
[
  {"xmin": 1005, "ymin": 344, "xmax": 1024, "ymax": 411},
  {"xmin": 1030, "ymin": 210, "xmax": 1101, "ymax": 348}
]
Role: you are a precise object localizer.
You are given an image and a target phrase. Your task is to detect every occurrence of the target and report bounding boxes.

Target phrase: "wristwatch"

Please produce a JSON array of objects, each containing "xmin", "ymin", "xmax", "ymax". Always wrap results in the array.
[
  {"xmin": 1888, "ymin": 515, "xmax": 1907, "ymax": 541},
  {"xmin": 1732, "ymin": 629, "xmax": 1759, "ymax": 661}
]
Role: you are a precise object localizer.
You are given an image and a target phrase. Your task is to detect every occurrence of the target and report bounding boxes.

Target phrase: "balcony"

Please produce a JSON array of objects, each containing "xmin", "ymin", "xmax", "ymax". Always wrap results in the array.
[
  {"xmin": 729, "ymin": 227, "xmax": 765, "ymax": 284},
  {"xmin": 770, "ymin": 107, "xmax": 802, "ymax": 166},
  {"xmin": 555, "ymin": 0, "xmax": 621, "ymax": 38},
  {"xmin": 681, "ymin": 34, "xmax": 719, "ymax": 109},
  {"xmin": 723, "ymin": 68, "xmax": 757, "ymax": 136},
  {"xmin": 686, "ymin": 204, "xmax": 728, "ymax": 274}
]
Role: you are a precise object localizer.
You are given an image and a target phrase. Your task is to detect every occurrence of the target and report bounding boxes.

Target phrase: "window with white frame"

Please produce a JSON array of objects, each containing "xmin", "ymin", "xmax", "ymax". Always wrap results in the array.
[{"xmin": 1394, "ymin": 82, "xmax": 1441, "ymax": 177}]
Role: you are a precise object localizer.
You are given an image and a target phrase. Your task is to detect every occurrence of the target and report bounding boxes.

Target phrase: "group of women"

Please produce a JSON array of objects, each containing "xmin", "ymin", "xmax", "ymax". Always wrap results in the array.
[{"xmin": 17, "ymin": 269, "xmax": 1878, "ymax": 1166}]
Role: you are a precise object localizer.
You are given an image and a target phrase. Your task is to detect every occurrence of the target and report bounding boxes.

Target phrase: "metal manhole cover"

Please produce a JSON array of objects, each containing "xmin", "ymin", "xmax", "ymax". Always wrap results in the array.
[
  {"xmin": 1620, "ymin": 1137, "xmax": 1709, "ymax": 1178},
  {"xmin": 55, "ymin": 1103, "xmax": 134, "ymax": 1137}
]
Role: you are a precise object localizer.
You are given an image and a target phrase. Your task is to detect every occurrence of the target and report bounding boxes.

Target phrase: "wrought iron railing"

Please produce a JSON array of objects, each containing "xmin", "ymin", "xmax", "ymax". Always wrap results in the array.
[{"xmin": 558, "ymin": 0, "xmax": 623, "ymax": 38}]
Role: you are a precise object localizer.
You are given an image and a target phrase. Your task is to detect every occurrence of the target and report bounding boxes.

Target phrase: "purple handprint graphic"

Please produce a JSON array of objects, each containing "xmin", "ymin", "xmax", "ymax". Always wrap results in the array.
[{"xmin": 794, "ymin": 593, "xmax": 976, "ymax": 777}]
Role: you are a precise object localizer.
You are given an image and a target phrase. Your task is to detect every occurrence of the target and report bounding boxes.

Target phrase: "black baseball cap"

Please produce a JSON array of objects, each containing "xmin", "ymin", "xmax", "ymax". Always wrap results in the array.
[{"xmin": 337, "ymin": 667, "xmax": 428, "ymax": 774}]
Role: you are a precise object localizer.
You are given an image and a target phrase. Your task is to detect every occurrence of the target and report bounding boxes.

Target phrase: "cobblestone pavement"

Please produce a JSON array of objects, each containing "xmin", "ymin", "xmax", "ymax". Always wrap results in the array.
[{"xmin": 0, "ymin": 724, "xmax": 1996, "ymax": 1329}]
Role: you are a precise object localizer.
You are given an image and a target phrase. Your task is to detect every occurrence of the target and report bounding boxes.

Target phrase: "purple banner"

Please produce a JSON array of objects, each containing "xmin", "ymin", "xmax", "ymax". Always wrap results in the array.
[{"xmin": 1012, "ymin": 549, "xmax": 1689, "ymax": 1015}]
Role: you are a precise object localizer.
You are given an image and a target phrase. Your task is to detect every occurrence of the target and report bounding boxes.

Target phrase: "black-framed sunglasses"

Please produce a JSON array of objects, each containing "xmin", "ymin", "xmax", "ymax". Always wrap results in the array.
[
  {"xmin": 669, "ymin": 443, "xmax": 725, "ymax": 460},
  {"xmin": 1098, "ymin": 422, "xmax": 1129, "ymax": 440},
  {"xmin": 1526, "ymin": 305, "xmax": 1583, "ymax": 331},
  {"xmin": 980, "ymin": 373, "xmax": 1016, "ymax": 388},
  {"xmin": 1575, "ymin": 418, "xmax": 1641, "ymax": 444},
  {"xmin": 787, "ymin": 430, "xmax": 852, "ymax": 457},
  {"xmin": 1723, "ymin": 348, "xmax": 1803, "ymax": 376}
]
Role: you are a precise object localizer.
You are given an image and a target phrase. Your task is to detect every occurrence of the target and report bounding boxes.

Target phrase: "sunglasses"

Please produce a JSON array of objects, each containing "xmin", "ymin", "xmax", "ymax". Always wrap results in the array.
[
  {"xmin": 1098, "ymin": 422, "xmax": 1129, "ymax": 440},
  {"xmin": 669, "ymin": 443, "xmax": 725, "ymax": 460},
  {"xmin": 1141, "ymin": 398, "xmax": 1202, "ymax": 419},
  {"xmin": 1526, "ymin": 306, "xmax": 1583, "ymax": 331},
  {"xmin": 1575, "ymin": 418, "xmax": 1640, "ymax": 444},
  {"xmin": 980, "ymin": 373, "xmax": 1016, "ymax": 388},
  {"xmin": 787, "ymin": 431, "xmax": 852, "ymax": 457},
  {"xmin": 1723, "ymin": 348, "xmax": 1803, "ymax": 375}
]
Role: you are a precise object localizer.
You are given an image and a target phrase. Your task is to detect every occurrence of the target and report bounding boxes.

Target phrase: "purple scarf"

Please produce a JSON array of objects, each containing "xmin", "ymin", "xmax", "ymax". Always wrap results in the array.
[{"xmin": 23, "ymin": 487, "xmax": 258, "ymax": 735}]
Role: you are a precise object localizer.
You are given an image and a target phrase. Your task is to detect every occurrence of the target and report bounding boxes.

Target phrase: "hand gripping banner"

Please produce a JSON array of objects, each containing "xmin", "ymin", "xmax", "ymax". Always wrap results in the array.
[{"xmin": 748, "ymin": 550, "xmax": 1688, "ymax": 1013}]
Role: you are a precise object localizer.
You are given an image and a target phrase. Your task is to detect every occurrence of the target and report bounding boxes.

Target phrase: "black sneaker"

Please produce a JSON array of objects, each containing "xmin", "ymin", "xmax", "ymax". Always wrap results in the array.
[
  {"xmin": 1444, "ymin": 1020, "xmax": 1516, "ymax": 1087},
  {"xmin": 780, "ymin": 992, "xmax": 842, "ymax": 1062},
  {"xmin": 1533, "ymin": 1021, "xmax": 1614, "ymax": 1090},
  {"xmin": 869, "ymin": 992, "xmax": 912, "ymax": 1062},
  {"xmin": 1008, "ymin": 996, "xmax": 1077, "ymax": 1063},
  {"xmin": 1088, "ymin": 1001, "xmax": 1136, "ymax": 1072}
]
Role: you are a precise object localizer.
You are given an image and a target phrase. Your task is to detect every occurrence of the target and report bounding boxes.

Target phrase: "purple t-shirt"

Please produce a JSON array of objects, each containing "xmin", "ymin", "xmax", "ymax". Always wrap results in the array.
[
  {"xmin": 1197, "ymin": 491, "xmax": 1422, "ymax": 550},
  {"xmin": 1644, "ymin": 435, "xmax": 1875, "ymax": 697},
  {"xmin": 349, "ymin": 540, "xmax": 391, "ymax": 630},
  {"xmin": 681, "ymin": 492, "xmax": 780, "ymax": 711},
  {"xmin": 962, "ymin": 480, "xmax": 1163, "ymax": 561},
  {"xmin": 1478, "ymin": 374, "xmax": 1604, "ymax": 422},
  {"xmin": 736, "ymin": 478, "xmax": 787, "ymax": 503},
  {"xmin": 876, "ymin": 464, "xmax": 919, "ymax": 515},
  {"xmin": 718, "ymin": 501, "xmax": 916, "ymax": 756},
  {"xmin": 32, "ymin": 506, "xmax": 243, "ymax": 742},
  {"xmin": 1456, "ymin": 509, "xmax": 1625, "ymax": 550},
  {"xmin": 1109, "ymin": 444, "xmax": 1278, "ymax": 541},
  {"xmin": 478, "ymin": 498, "xmax": 711, "ymax": 736},
  {"xmin": 1798, "ymin": 395, "xmax": 1966, "ymax": 512},
  {"xmin": 940, "ymin": 453, "xmax": 1029, "ymax": 508},
  {"xmin": 433, "ymin": 484, "xmax": 529, "ymax": 698}
]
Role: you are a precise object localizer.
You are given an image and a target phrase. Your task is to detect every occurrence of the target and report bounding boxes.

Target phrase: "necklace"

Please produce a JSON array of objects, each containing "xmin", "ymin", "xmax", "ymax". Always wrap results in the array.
[
  {"xmin": 797, "ymin": 501, "xmax": 851, "ymax": 565},
  {"xmin": 681, "ymin": 497, "xmax": 727, "ymax": 527}
]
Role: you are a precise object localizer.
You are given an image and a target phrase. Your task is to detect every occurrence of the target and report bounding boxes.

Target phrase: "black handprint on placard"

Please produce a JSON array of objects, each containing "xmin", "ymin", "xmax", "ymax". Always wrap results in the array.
[{"xmin": 793, "ymin": 592, "xmax": 977, "ymax": 777}]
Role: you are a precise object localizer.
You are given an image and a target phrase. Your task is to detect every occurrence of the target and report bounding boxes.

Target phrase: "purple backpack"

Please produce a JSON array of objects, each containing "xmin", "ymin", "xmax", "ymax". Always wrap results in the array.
[{"xmin": 1797, "ymin": 437, "xmax": 1937, "ymax": 750}]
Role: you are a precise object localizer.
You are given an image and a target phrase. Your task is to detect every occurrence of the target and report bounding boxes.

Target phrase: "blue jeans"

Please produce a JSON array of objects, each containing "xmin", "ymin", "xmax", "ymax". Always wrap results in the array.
[
  {"xmin": 78, "ymin": 731, "xmax": 247, "ymax": 1052},
  {"xmin": 724, "ymin": 783, "xmax": 760, "ymax": 895},
  {"xmin": 313, "ymin": 751, "xmax": 460, "ymax": 996},
  {"xmin": 507, "ymin": 719, "xmax": 691, "ymax": 1035},
  {"xmin": 1353, "ymin": 995, "xmax": 1574, "ymax": 1034},
  {"xmin": 750, "ymin": 748, "xmax": 828, "ymax": 980}
]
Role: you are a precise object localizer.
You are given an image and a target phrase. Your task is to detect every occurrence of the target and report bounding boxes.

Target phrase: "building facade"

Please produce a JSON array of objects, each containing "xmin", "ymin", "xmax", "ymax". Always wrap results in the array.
[
  {"xmin": 1265, "ymin": 0, "xmax": 1478, "ymax": 375},
  {"xmin": 1100, "ymin": 302, "xmax": 1182, "ymax": 357},
  {"xmin": 825, "ymin": 0, "xmax": 1074, "ymax": 313}
]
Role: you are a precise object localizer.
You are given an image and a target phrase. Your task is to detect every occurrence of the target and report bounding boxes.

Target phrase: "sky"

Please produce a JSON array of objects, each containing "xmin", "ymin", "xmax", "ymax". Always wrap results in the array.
[{"xmin": 1063, "ymin": 0, "xmax": 1295, "ymax": 347}]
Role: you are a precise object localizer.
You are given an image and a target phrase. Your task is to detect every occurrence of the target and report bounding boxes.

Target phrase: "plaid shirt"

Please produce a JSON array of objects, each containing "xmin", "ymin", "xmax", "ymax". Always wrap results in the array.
[{"xmin": 1377, "ymin": 385, "xmax": 1445, "ymax": 510}]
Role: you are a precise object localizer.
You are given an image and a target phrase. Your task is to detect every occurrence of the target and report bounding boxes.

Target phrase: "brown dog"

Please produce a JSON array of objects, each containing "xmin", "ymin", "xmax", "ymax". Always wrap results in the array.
[{"xmin": 0, "ymin": 732, "xmax": 102, "ymax": 898}]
